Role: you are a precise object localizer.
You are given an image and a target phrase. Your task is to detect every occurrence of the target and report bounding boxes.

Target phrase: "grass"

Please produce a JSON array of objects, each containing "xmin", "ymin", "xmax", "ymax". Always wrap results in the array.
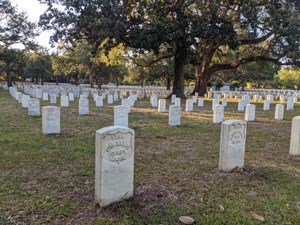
[{"xmin": 1, "ymin": 88, "xmax": 300, "ymax": 224}]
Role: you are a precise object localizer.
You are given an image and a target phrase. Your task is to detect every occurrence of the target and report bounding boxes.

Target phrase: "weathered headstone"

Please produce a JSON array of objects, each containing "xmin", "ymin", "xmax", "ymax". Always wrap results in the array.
[
  {"xmin": 175, "ymin": 97, "xmax": 181, "ymax": 106},
  {"xmin": 95, "ymin": 126, "xmax": 134, "ymax": 207},
  {"xmin": 42, "ymin": 106, "xmax": 60, "ymax": 134},
  {"xmin": 289, "ymin": 116, "xmax": 300, "ymax": 155},
  {"xmin": 169, "ymin": 105, "xmax": 181, "ymax": 126},
  {"xmin": 287, "ymin": 96, "xmax": 294, "ymax": 110},
  {"xmin": 122, "ymin": 99, "xmax": 131, "ymax": 113},
  {"xmin": 107, "ymin": 95, "xmax": 113, "ymax": 104},
  {"xmin": 42, "ymin": 93, "xmax": 49, "ymax": 101},
  {"xmin": 219, "ymin": 120, "xmax": 247, "ymax": 172},
  {"xmin": 69, "ymin": 93, "xmax": 75, "ymax": 101}
]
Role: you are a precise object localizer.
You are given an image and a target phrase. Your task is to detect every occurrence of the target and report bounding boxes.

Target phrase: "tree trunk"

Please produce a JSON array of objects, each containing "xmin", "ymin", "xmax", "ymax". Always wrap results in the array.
[
  {"xmin": 41, "ymin": 74, "xmax": 44, "ymax": 86},
  {"xmin": 97, "ymin": 76, "xmax": 102, "ymax": 90},
  {"xmin": 192, "ymin": 65, "xmax": 211, "ymax": 96},
  {"xmin": 90, "ymin": 73, "xmax": 94, "ymax": 88},
  {"xmin": 172, "ymin": 41, "xmax": 187, "ymax": 99},
  {"xmin": 6, "ymin": 64, "xmax": 12, "ymax": 87},
  {"xmin": 166, "ymin": 77, "xmax": 171, "ymax": 90},
  {"xmin": 56, "ymin": 76, "xmax": 58, "ymax": 85}
]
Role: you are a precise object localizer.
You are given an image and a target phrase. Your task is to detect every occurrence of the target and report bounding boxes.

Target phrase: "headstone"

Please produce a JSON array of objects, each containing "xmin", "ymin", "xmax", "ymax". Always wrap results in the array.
[
  {"xmin": 192, "ymin": 96, "xmax": 197, "ymax": 103},
  {"xmin": 275, "ymin": 104, "xmax": 284, "ymax": 120},
  {"xmin": 158, "ymin": 99, "xmax": 166, "ymax": 113},
  {"xmin": 212, "ymin": 99, "xmax": 219, "ymax": 111},
  {"xmin": 245, "ymin": 104, "xmax": 255, "ymax": 122},
  {"xmin": 287, "ymin": 97, "xmax": 294, "ymax": 110},
  {"xmin": 213, "ymin": 105, "xmax": 224, "ymax": 124},
  {"xmin": 237, "ymin": 99, "xmax": 245, "ymax": 112},
  {"xmin": 198, "ymin": 98, "xmax": 204, "ymax": 107},
  {"xmin": 69, "ymin": 93, "xmax": 75, "ymax": 101},
  {"xmin": 185, "ymin": 99, "xmax": 193, "ymax": 112},
  {"xmin": 28, "ymin": 98, "xmax": 40, "ymax": 116},
  {"xmin": 50, "ymin": 94, "xmax": 57, "ymax": 104},
  {"xmin": 222, "ymin": 98, "xmax": 227, "ymax": 107},
  {"xmin": 96, "ymin": 96, "xmax": 104, "ymax": 107},
  {"xmin": 114, "ymin": 105, "xmax": 129, "ymax": 127},
  {"xmin": 42, "ymin": 93, "xmax": 49, "ymax": 101},
  {"xmin": 60, "ymin": 95, "xmax": 69, "ymax": 107},
  {"xmin": 175, "ymin": 97, "xmax": 181, "ymax": 106},
  {"xmin": 128, "ymin": 96, "xmax": 135, "ymax": 107},
  {"xmin": 95, "ymin": 126, "xmax": 134, "ymax": 207},
  {"xmin": 122, "ymin": 99, "xmax": 131, "ymax": 113},
  {"xmin": 169, "ymin": 105, "xmax": 181, "ymax": 126},
  {"xmin": 263, "ymin": 100, "xmax": 270, "ymax": 111},
  {"xmin": 151, "ymin": 95, "xmax": 158, "ymax": 107},
  {"xmin": 219, "ymin": 120, "xmax": 247, "ymax": 172},
  {"xmin": 79, "ymin": 98, "xmax": 89, "ymax": 115},
  {"xmin": 171, "ymin": 94, "xmax": 176, "ymax": 104},
  {"xmin": 42, "ymin": 106, "xmax": 60, "ymax": 134},
  {"xmin": 107, "ymin": 95, "xmax": 113, "ymax": 104},
  {"xmin": 21, "ymin": 95, "xmax": 30, "ymax": 108},
  {"xmin": 289, "ymin": 116, "xmax": 300, "ymax": 155}
]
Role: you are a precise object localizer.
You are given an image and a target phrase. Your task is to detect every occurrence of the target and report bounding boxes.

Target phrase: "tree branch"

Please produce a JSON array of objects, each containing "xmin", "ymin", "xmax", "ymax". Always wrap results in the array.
[
  {"xmin": 240, "ymin": 32, "xmax": 273, "ymax": 45},
  {"xmin": 133, "ymin": 54, "xmax": 173, "ymax": 67}
]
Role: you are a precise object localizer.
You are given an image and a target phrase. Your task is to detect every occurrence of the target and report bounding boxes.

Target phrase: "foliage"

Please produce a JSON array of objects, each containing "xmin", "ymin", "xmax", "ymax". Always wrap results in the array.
[{"xmin": 278, "ymin": 67, "xmax": 300, "ymax": 89}]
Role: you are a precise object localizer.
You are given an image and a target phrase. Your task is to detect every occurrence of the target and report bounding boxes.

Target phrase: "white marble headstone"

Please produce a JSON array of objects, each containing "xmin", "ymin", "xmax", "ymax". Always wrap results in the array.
[
  {"xmin": 42, "ymin": 106, "xmax": 60, "ymax": 134},
  {"xmin": 95, "ymin": 126, "xmax": 134, "ymax": 207}
]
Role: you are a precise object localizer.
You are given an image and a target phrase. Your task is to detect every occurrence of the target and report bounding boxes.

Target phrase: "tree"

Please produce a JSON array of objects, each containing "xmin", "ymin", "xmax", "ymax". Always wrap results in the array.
[
  {"xmin": 24, "ymin": 48, "xmax": 53, "ymax": 85},
  {"xmin": 190, "ymin": 0, "xmax": 300, "ymax": 95},
  {"xmin": 278, "ymin": 67, "xmax": 300, "ymax": 90},
  {"xmin": 0, "ymin": 0, "xmax": 36, "ymax": 86}
]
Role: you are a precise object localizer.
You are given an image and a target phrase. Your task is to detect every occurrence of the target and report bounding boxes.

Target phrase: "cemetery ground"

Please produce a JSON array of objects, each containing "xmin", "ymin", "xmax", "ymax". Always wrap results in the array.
[{"xmin": 1, "ymin": 89, "xmax": 300, "ymax": 225}]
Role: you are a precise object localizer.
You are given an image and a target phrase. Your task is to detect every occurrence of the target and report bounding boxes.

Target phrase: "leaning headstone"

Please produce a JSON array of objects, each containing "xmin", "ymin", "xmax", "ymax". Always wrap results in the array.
[
  {"xmin": 42, "ymin": 106, "xmax": 60, "ymax": 134},
  {"xmin": 213, "ymin": 105, "xmax": 224, "ymax": 124},
  {"xmin": 114, "ymin": 105, "xmax": 129, "ymax": 127},
  {"xmin": 28, "ymin": 98, "xmax": 40, "ymax": 116},
  {"xmin": 289, "ymin": 116, "xmax": 300, "ymax": 155},
  {"xmin": 169, "ymin": 105, "xmax": 181, "ymax": 126},
  {"xmin": 158, "ymin": 99, "xmax": 166, "ymax": 113},
  {"xmin": 274, "ymin": 104, "xmax": 284, "ymax": 120},
  {"xmin": 95, "ymin": 126, "xmax": 134, "ymax": 207},
  {"xmin": 245, "ymin": 104, "xmax": 256, "ymax": 122},
  {"xmin": 219, "ymin": 120, "xmax": 247, "ymax": 172},
  {"xmin": 79, "ymin": 98, "xmax": 89, "ymax": 115}
]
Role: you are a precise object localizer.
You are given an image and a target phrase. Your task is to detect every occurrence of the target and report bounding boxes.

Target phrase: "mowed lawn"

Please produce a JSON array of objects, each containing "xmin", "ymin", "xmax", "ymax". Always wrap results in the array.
[{"xmin": 1, "ymin": 88, "xmax": 300, "ymax": 225}]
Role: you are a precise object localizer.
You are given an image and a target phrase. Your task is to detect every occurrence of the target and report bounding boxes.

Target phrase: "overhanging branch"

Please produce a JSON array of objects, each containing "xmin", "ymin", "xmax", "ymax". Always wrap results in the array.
[{"xmin": 133, "ymin": 54, "xmax": 173, "ymax": 67}]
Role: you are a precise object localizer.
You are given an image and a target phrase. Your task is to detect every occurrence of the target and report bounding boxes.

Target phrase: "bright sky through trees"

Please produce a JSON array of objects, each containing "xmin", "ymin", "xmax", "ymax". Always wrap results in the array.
[{"xmin": 10, "ymin": 0, "xmax": 53, "ymax": 50}]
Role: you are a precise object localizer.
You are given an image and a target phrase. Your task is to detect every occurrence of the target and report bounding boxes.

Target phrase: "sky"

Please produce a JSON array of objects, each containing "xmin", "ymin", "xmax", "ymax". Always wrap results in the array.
[{"xmin": 10, "ymin": 0, "xmax": 55, "ymax": 51}]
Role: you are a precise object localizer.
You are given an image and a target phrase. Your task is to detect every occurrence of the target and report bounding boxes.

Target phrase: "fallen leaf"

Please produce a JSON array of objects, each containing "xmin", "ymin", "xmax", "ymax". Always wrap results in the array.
[
  {"xmin": 219, "ymin": 205, "xmax": 225, "ymax": 211},
  {"xmin": 251, "ymin": 212, "xmax": 265, "ymax": 222},
  {"xmin": 179, "ymin": 216, "xmax": 195, "ymax": 224}
]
